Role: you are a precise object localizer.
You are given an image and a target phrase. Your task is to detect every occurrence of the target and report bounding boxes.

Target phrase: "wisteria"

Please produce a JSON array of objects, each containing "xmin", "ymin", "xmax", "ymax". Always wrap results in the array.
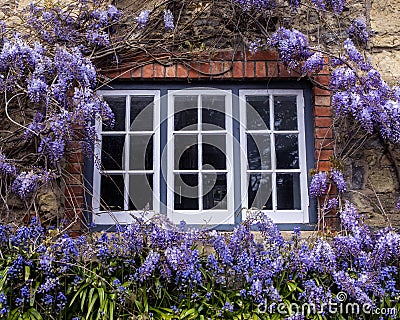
[
  {"xmin": 309, "ymin": 171, "xmax": 328, "ymax": 197},
  {"xmin": 164, "ymin": 9, "xmax": 175, "ymax": 31},
  {"xmin": 137, "ymin": 10, "xmax": 150, "ymax": 29}
]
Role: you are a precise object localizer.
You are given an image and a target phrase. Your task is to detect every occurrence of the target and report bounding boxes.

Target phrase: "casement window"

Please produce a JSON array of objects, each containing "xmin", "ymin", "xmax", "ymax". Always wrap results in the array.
[{"xmin": 92, "ymin": 85, "xmax": 312, "ymax": 228}]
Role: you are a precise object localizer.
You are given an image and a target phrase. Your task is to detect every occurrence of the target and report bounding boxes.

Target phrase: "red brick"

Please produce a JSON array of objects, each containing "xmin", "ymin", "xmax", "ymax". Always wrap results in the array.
[
  {"xmin": 314, "ymin": 106, "xmax": 332, "ymax": 117},
  {"xmin": 66, "ymin": 151, "xmax": 83, "ymax": 163},
  {"xmin": 267, "ymin": 62, "xmax": 278, "ymax": 77},
  {"xmin": 142, "ymin": 64, "xmax": 153, "ymax": 78},
  {"xmin": 65, "ymin": 185, "xmax": 84, "ymax": 197},
  {"xmin": 131, "ymin": 67, "xmax": 142, "ymax": 78},
  {"xmin": 66, "ymin": 163, "xmax": 83, "ymax": 174},
  {"xmin": 246, "ymin": 50, "xmax": 278, "ymax": 61},
  {"xmin": 315, "ymin": 138, "xmax": 333, "ymax": 150},
  {"xmin": 314, "ymin": 117, "xmax": 332, "ymax": 128},
  {"xmin": 119, "ymin": 69, "xmax": 131, "ymax": 79},
  {"xmin": 177, "ymin": 64, "xmax": 188, "ymax": 78},
  {"xmin": 314, "ymin": 75, "xmax": 330, "ymax": 86},
  {"xmin": 199, "ymin": 62, "xmax": 210, "ymax": 78},
  {"xmin": 279, "ymin": 63, "xmax": 291, "ymax": 78},
  {"xmin": 315, "ymin": 95, "xmax": 331, "ymax": 106},
  {"xmin": 154, "ymin": 63, "xmax": 165, "ymax": 78},
  {"xmin": 317, "ymin": 161, "xmax": 331, "ymax": 171},
  {"xmin": 107, "ymin": 70, "xmax": 120, "ymax": 79},
  {"xmin": 245, "ymin": 61, "xmax": 255, "ymax": 78},
  {"xmin": 211, "ymin": 61, "xmax": 225, "ymax": 79},
  {"xmin": 233, "ymin": 61, "xmax": 244, "ymax": 78},
  {"xmin": 316, "ymin": 149, "xmax": 333, "ymax": 161},
  {"xmin": 65, "ymin": 196, "xmax": 84, "ymax": 209},
  {"xmin": 255, "ymin": 61, "xmax": 266, "ymax": 78},
  {"xmin": 315, "ymin": 127, "xmax": 333, "ymax": 139},
  {"xmin": 165, "ymin": 65, "xmax": 176, "ymax": 78},
  {"xmin": 313, "ymin": 87, "xmax": 331, "ymax": 96},
  {"xmin": 222, "ymin": 62, "xmax": 233, "ymax": 78},
  {"xmin": 188, "ymin": 63, "xmax": 199, "ymax": 79},
  {"xmin": 64, "ymin": 174, "xmax": 83, "ymax": 186}
]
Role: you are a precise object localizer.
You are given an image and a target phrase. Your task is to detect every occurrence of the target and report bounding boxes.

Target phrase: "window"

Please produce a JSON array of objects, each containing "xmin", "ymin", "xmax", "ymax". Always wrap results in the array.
[{"xmin": 92, "ymin": 86, "xmax": 311, "ymax": 227}]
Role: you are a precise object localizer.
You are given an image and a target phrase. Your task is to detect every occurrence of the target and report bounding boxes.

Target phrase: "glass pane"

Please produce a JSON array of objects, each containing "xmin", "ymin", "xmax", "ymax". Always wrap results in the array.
[
  {"xmin": 102, "ymin": 96, "xmax": 126, "ymax": 131},
  {"xmin": 174, "ymin": 174, "xmax": 199, "ymax": 210},
  {"xmin": 174, "ymin": 134, "xmax": 198, "ymax": 170},
  {"xmin": 174, "ymin": 96, "xmax": 198, "ymax": 131},
  {"xmin": 277, "ymin": 173, "xmax": 301, "ymax": 210},
  {"xmin": 247, "ymin": 134, "xmax": 271, "ymax": 170},
  {"xmin": 100, "ymin": 175, "xmax": 124, "ymax": 211},
  {"xmin": 248, "ymin": 173, "xmax": 272, "ymax": 210},
  {"xmin": 274, "ymin": 96, "xmax": 297, "ymax": 130},
  {"xmin": 202, "ymin": 135, "xmax": 226, "ymax": 170},
  {"xmin": 101, "ymin": 135, "xmax": 125, "ymax": 170},
  {"xmin": 129, "ymin": 135, "xmax": 153, "ymax": 170},
  {"xmin": 203, "ymin": 173, "xmax": 227, "ymax": 210},
  {"xmin": 275, "ymin": 134, "xmax": 299, "ymax": 169},
  {"xmin": 128, "ymin": 174, "xmax": 153, "ymax": 210},
  {"xmin": 202, "ymin": 95, "xmax": 225, "ymax": 130},
  {"xmin": 130, "ymin": 96, "xmax": 154, "ymax": 131},
  {"xmin": 246, "ymin": 96, "xmax": 270, "ymax": 130}
]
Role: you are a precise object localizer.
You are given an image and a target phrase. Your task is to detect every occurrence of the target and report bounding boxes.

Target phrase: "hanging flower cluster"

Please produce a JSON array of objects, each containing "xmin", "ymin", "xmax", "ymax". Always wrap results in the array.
[{"xmin": 0, "ymin": 0, "xmax": 121, "ymax": 199}]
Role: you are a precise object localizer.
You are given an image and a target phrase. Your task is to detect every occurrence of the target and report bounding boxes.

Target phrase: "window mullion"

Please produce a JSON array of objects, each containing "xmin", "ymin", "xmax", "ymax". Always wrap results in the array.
[
  {"xmin": 270, "ymin": 95, "xmax": 277, "ymax": 211},
  {"xmin": 198, "ymin": 95, "xmax": 203, "ymax": 211},
  {"xmin": 124, "ymin": 95, "xmax": 130, "ymax": 211}
]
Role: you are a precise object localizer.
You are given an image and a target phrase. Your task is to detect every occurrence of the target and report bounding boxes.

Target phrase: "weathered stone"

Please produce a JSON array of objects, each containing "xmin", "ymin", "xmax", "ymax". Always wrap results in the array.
[
  {"xmin": 351, "ymin": 165, "xmax": 365, "ymax": 189},
  {"xmin": 370, "ymin": 0, "xmax": 400, "ymax": 35},
  {"xmin": 368, "ymin": 168, "xmax": 396, "ymax": 193},
  {"xmin": 371, "ymin": 50, "xmax": 400, "ymax": 82}
]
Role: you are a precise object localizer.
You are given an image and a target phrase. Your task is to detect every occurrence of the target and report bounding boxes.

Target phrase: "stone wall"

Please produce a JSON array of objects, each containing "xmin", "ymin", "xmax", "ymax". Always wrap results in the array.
[{"xmin": 341, "ymin": 0, "xmax": 400, "ymax": 229}]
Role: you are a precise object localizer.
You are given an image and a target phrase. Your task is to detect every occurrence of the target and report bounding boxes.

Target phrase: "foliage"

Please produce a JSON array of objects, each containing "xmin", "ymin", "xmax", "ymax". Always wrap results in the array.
[{"xmin": 0, "ymin": 207, "xmax": 396, "ymax": 319}]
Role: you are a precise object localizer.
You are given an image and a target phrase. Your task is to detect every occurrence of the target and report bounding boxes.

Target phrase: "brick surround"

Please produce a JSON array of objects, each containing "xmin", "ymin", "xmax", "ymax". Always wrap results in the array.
[{"xmin": 64, "ymin": 51, "xmax": 335, "ymax": 232}]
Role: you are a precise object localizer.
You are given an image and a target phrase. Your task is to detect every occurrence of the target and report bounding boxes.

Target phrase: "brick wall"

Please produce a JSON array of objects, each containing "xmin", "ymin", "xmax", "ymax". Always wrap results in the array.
[{"xmin": 65, "ymin": 50, "xmax": 335, "ymax": 232}]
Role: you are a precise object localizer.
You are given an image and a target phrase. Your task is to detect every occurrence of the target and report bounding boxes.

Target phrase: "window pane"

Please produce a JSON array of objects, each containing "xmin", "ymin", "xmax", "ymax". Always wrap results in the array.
[
  {"xmin": 248, "ymin": 173, "xmax": 272, "ymax": 210},
  {"xmin": 275, "ymin": 134, "xmax": 299, "ymax": 169},
  {"xmin": 247, "ymin": 134, "xmax": 271, "ymax": 170},
  {"xmin": 274, "ymin": 96, "xmax": 297, "ymax": 130},
  {"xmin": 174, "ymin": 96, "xmax": 198, "ymax": 131},
  {"xmin": 246, "ymin": 96, "xmax": 270, "ymax": 130},
  {"xmin": 202, "ymin": 95, "xmax": 225, "ymax": 130},
  {"xmin": 174, "ymin": 134, "xmax": 198, "ymax": 170},
  {"xmin": 203, "ymin": 173, "xmax": 227, "ymax": 210},
  {"xmin": 202, "ymin": 135, "xmax": 226, "ymax": 170},
  {"xmin": 100, "ymin": 175, "xmax": 124, "ymax": 211},
  {"xmin": 128, "ymin": 174, "xmax": 153, "ymax": 210},
  {"xmin": 130, "ymin": 96, "xmax": 154, "ymax": 131},
  {"xmin": 129, "ymin": 135, "xmax": 153, "ymax": 170},
  {"xmin": 277, "ymin": 173, "xmax": 301, "ymax": 210},
  {"xmin": 174, "ymin": 174, "xmax": 199, "ymax": 210},
  {"xmin": 102, "ymin": 96, "xmax": 126, "ymax": 131},
  {"xmin": 101, "ymin": 135, "xmax": 125, "ymax": 170}
]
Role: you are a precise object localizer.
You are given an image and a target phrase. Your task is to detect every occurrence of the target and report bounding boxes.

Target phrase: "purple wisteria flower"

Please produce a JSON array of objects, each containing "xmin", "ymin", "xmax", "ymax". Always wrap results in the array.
[
  {"xmin": 137, "ymin": 10, "xmax": 150, "ymax": 28},
  {"xmin": 309, "ymin": 171, "xmax": 328, "ymax": 196},
  {"xmin": 348, "ymin": 18, "xmax": 370, "ymax": 44},
  {"xmin": 302, "ymin": 52, "xmax": 324, "ymax": 73},
  {"xmin": 331, "ymin": 168, "xmax": 346, "ymax": 193},
  {"xmin": 248, "ymin": 38, "xmax": 261, "ymax": 54},
  {"xmin": 164, "ymin": 10, "xmax": 174, "ymax": 31},
  {"xmin": 0, "ymin": 152, "xmax": 16, "ymax": 175},
  {"xmin": 269, "ymin": 28, "xmax": 311, "ymax": 68}
]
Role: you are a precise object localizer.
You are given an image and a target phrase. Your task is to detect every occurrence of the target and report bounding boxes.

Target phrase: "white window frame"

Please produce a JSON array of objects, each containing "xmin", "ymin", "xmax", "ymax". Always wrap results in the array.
[
  {"xmin": 166, "ymin": 89, "xmax": 234, "ymax": 225},
  {"xmin": 239, "ymin": 89, "xmax": 309, "ymax": 223},
  {"xmin": 92, "ymin": 90, "xmax": 160, "ymax": 225}
]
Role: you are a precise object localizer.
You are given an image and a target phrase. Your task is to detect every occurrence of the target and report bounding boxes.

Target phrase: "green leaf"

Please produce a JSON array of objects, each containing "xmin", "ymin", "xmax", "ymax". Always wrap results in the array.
[
  {"xmin": 27, "ymin": 308, "xmax": 43, "ymax": 320},
  {"xmin": 87, "ymin": 292, "xmax": 98, "ymax": 319},
  {"xmin": 97, "ymin": 287, "xmax": 105, "ymax": 308},
  {"xmin": 24, "ymin": 265, "xmax": 30, "ymax": 282}
]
